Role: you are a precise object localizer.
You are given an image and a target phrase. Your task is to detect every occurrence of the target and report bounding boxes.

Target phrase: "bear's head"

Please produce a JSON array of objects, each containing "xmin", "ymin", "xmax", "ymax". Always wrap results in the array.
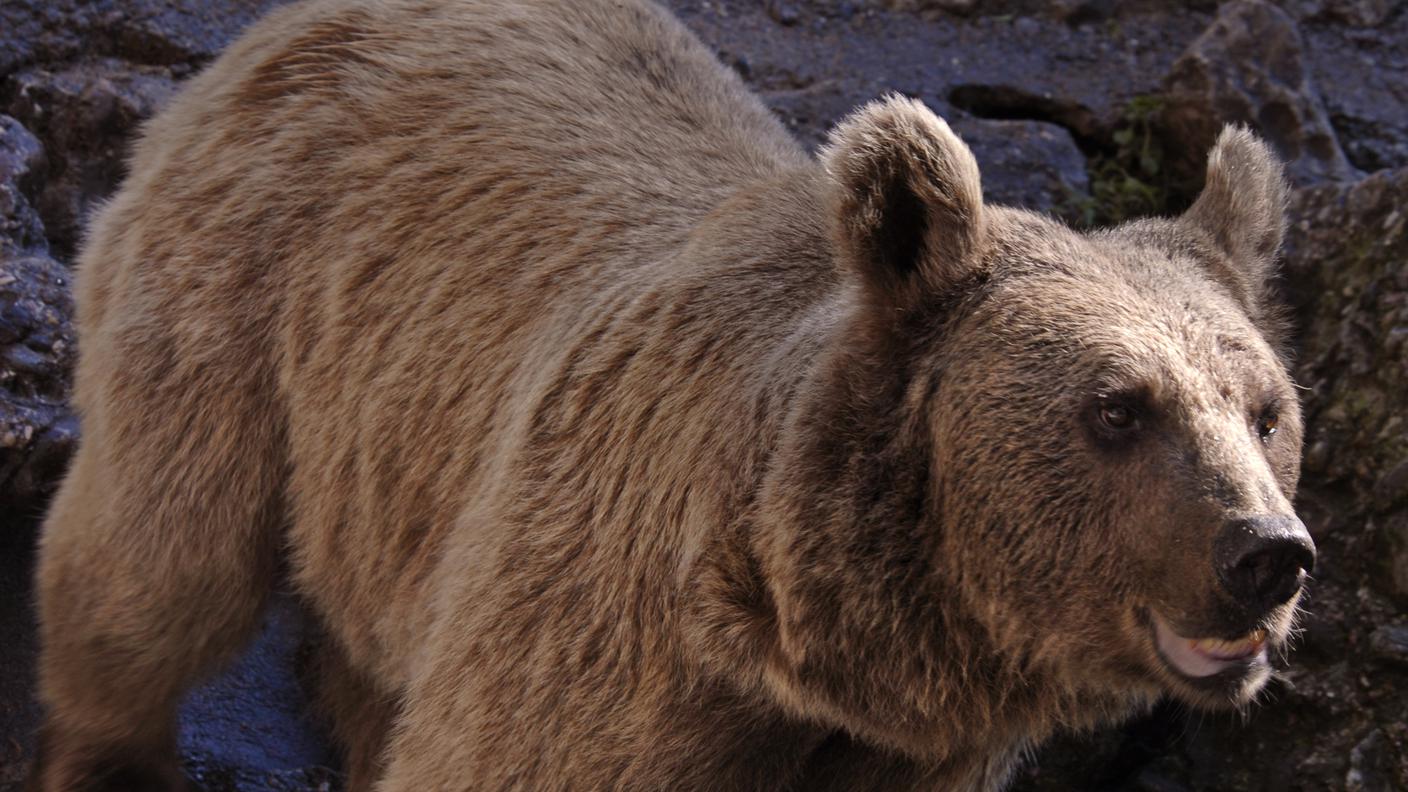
[{"xmin": 751, "ymin": 96, "xmax": 1313, "ymax": 747}]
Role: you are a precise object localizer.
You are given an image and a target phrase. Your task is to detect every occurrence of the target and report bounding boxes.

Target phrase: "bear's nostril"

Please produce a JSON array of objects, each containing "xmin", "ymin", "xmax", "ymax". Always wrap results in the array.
[
  {"xmin": 1242, "ymin": 551, "xmax": 1276, "ymax": 593},
  {"xmin": 1234, "ymin": 540, "xmax": 1310, "ymax": 604},
  {"xmin": 1215, "ymin": 515, "xmax": 1316, "ymax": 611}
]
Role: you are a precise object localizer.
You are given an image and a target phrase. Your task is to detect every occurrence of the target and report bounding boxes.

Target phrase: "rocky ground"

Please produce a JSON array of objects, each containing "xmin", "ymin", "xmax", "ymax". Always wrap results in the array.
[{"xmin": 2, "ymin": 0, "xmax": 1406, "ymax": 789}]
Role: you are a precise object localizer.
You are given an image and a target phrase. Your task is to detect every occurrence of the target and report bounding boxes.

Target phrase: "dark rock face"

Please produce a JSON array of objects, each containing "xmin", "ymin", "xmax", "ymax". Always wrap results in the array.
[
  {"xmin": 0, "ymin": 0, "xmax": 299, "ymax": 508},
  {"xmin": 0, "ymin": 254, "xmax": 76, "ymax": 506},
  {"xmin": 0, "ymin": 0, "xmax": 289, "ymax": 77},
  {"xmin": 1161, "ymin": 0, "xmax": 1357, "ymax": 186},
  {"xmin": 954, "ymin": 118, "xmax": 1090, "ymax": 212},
  {"xmin": 0, "ymin": 117, "xmax": 46, "ymax": 257},
  {"xmin": 1370, "ymin": 624, "xmax": 1408, "ymax": 666},
  {"xmin": 0, "ymin": 113, "xmax": 76, "ymax": 508},
  {"xmin": 679, "ymin": 1, "xmax": 1209, "ymax": 150},
  {"xmin": 1278, "ymin": 0, "xmax": 1399, "ymax": 28},
  {"xmin": 3, "ymin": 0, "xmax": 1408, "ymax": 790},
  {"xmin": 0, "ymin": 0, "xmax": 277, "ymax": 510},
  {"xmin": 7, "ymin": 59, "xmax": 177, "ymax": 260},
  {"xmin": 1301, "ymin": 12, "xmax": 1408, "ymax": 173},
  {"xmin": 1287, "ymin": 168, "xmax": 1408, "ymax": 609}
]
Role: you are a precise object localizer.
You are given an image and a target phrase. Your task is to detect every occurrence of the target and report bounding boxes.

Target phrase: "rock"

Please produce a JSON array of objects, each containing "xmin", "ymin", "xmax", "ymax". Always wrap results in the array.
[
  {"xmin": 1345, "ymin": 729, "xmax": 1391, "ymax": 792},
  {"xmin": 1161, "ymin": 0, "xmax": 1357, "ymax": 186},
  {"xmin": 1132, "ymin": 770, "xmax": 1193, "ymax": 792},
  {"xmin": 947, "ymin": 83, "xmax": 1102, "ymax": 143},
  {"xmin": 0, "ymin": 0, "xmax": 292, "ymax": 79},
  {"xmin": 1284, "ymin": 168, "xmax": 1408, "ymax": 603},
  {"xmin": 0, "ymin": 116, "xmax": 46, "ymax": 257},
  {"xmin": 1368, "ymin": 624, "xmax": 1408, "ymax": 667},
  {"xmin": 951, "ymin": 117, "xmax": 1090, "ymax": 213},
  {"xmin": 886, "ymin": 0, "xmax": 979, "ymax": 17},
  {"xmin": 765, "ymin": 0, "xmax": 802, "ymax": 26},
  {"xmin": 1333, "ymin": 113, "xmax": 1408, "ymax": 175},
  {"xmin": 1376, "ymin": 458, "xmax": 1408, "ymax": 512},
  {"xmin": 884, "ymin": 0, "xmax": 1219, "ymax": 22},
  {"xmin": 1277, "ymin": 0, "xmax": 1399, "ymax": 27},
  {"xmin": 102, "ymin": 0, "xmax": 292, "ymax": 67},
  {"xmin": 0, "ymin": 253, "xmax": 75, "ymax": 506},
  {"xmin": 6, "ymin": 58, "xmax": 177, "ymax": 259},
  {"xmin": 679, "ymin": 0, "xmax": 1209, "ymax": 149},
  {"xmin": 1297, "ymin": 601, "xmax": 1353, "ymax": 661},
  {"xmin": 1275, "ymin": 158, "xmax": 1408, "ymax": 792},
  {"xmin": 0, "ymin": 0, "xmax": 93, "ymax": 79},
  {"xmin": 1301, "ymin": 15, "xmax": 1408, "ymax": 172},
  {"xmin": 1385, "ymin": 512, "xmax": 1408, "ymax": 607}
]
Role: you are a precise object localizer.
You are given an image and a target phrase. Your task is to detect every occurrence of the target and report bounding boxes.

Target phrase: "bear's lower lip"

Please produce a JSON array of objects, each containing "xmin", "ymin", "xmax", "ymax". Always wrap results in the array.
[{"xmin": 1151, "ymin": 612, "xmax": 1268, "ymax": 678}]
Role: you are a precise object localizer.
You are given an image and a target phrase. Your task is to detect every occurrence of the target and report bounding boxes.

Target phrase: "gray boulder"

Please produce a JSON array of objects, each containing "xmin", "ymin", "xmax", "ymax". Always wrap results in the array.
[
  {"xmin": 953, "ymin": 117, "xmax": 1090, "ymax": 214},
  {"xmin": 7, "ymin": 58, "xmax": 177, "ymax": 258},
  {"xmin": 1161, "ymin": 0, "xmax": 1357, "ymax": 186},
  {"xmin": 0, "ymin": 253, "xmax": 75, "ymax": 506},
  {"xmin": 1286, "ymin": 167, "xmax": 1408, "ymax": 606},
  {"xmin": 0, "ymin": 116, "xmax": 46, "ymax": 257}
]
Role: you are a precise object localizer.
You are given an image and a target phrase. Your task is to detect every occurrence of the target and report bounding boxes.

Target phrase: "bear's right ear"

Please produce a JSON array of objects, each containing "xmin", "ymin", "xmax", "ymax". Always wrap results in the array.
[
  {"xmin": 822, "ymin": 96, "xmax": 986, "ymax": 309},
  {"xmin": 1179, "ymin": 126, "xmax": 1289, "ymax": 317}
]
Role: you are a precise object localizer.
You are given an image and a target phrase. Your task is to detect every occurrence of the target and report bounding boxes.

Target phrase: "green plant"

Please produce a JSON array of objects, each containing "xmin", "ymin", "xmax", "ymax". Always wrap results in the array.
[{"xmin": 1060, "ymin": 95, "xmax": 1186, "ymax": 228}]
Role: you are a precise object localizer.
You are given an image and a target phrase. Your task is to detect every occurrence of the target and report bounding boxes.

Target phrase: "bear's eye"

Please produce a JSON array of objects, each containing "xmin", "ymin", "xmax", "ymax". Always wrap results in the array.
[
  {"xmin": 1085, "ymin": 391, "xmax": 1150, "ymax": 448},
  {"xmin": 1098, "ymin": 402, "xmax": 1138, "ymax": 431},
  {"xmin": 1256, "ymin": 411, "xmax": 1279, "ymax": 440}
]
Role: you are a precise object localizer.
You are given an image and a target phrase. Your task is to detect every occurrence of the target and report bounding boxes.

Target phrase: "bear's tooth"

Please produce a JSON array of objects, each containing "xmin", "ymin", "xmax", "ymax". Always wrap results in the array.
[{"xmin": 1188, "ymin": 629, "xmax": 1267, "ymax": 659}]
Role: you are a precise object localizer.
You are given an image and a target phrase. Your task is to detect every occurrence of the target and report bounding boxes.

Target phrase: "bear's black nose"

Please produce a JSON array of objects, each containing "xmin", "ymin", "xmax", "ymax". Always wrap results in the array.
[{"xmin": 1215, "ymin": 515, "xmax": 1316, "ymax": 611}]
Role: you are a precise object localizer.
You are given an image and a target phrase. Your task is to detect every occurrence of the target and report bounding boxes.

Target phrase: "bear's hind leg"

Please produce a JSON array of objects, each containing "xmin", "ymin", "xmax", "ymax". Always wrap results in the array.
[{"xmin": 29, "ymin": 361, "xmax": 286, "ymax": 791}]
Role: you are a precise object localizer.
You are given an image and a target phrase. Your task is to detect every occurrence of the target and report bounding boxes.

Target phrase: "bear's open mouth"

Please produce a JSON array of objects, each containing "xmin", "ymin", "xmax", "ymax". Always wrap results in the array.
[{"xmin": 1151, "ymin": 612, "xmax": 1268, "ymax": 679}]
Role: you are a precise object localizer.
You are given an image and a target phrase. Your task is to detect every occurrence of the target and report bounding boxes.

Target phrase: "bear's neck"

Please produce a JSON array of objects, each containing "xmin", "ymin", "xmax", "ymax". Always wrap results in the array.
[{"xmin": 754, "ymin": 311, "xmax": 1141, "ymax": 770}]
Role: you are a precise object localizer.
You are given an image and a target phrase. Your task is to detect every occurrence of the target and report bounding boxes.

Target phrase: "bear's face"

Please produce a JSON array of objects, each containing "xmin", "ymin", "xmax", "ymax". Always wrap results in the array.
[
  {"xmin": 821, "ymin": 98, "xmax": 1312, "ymax": 712},
  {"xmin": 932, "ymin": 219, "xmax": 1307, "ymax": 708}
]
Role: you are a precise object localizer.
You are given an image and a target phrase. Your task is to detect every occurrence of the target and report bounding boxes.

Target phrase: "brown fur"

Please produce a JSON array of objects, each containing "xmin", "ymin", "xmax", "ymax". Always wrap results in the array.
[{"xmin": 30, "ymin": 1, "xmax": 1306, "ymax": 789}]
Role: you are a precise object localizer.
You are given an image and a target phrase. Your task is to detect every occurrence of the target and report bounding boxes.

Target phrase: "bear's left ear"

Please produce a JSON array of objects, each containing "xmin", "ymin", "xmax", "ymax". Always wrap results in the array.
[
  {"xmin": 1179, "ymin": 126, "xmax": 1289, "ymax": 315},
  {"xmin": 822, "ymin": 96, "xmax": 986, "ymax": 309}
]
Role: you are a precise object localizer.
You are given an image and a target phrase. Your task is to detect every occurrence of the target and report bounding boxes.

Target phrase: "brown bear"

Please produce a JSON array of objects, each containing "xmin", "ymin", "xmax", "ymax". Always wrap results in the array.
[{"xmin": 29, "ymin": 0, "xmax": 1315, "ymax": 789}]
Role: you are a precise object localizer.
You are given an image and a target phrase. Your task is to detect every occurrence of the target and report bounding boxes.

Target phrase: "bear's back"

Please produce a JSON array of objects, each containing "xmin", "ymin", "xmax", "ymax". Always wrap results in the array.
[{"xmin": 72, "ymin": 0, "xmax": 821, "ymax": 681}]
